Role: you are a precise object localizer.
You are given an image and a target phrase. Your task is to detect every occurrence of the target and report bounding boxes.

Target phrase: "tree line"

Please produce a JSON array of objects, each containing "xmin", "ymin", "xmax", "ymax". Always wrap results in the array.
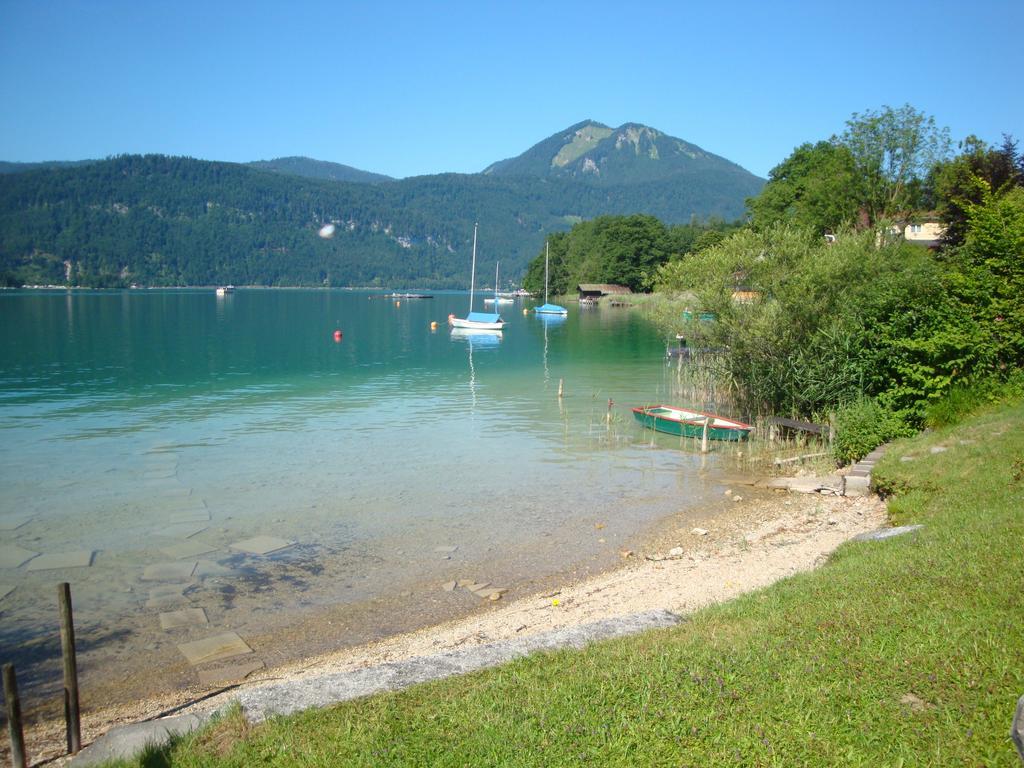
[{"xmin": 520, "ymin": 215, "xmax": 739, "ymax": 295}]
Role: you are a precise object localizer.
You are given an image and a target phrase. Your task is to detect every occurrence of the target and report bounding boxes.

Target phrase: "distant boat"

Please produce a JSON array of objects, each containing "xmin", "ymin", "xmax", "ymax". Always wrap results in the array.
[
  {"xmin": 449, "ymin": 224, "xmax": 506, "ymax": 331},
  {"xmin": 370, "ymin": 292, "xmax": 433, "ymax": 299},
  {"xmin": 215, "ymin": 285, "xmax": 235, "ymax": 296},
  {"xmin": 632, "ymin": 405, "xmax": 752, "ymax": 442},
  {"xmin": 535, "ymin": 241, "xmax": 567, "ymax": 316},
  {"xmin": 484, "ymin": 261, "xmax": 515, "ymax": 305}
]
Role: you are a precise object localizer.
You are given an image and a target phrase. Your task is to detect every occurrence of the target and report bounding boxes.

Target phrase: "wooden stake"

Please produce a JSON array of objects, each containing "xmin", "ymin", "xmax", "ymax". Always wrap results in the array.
[
  {"xmin": 701, "ymin": 417, "xmax": 710, "ymax": 454},
  {"xmin": 58, "ymin": 582, "xmax": 81, "ymax": 755},
  {"xmin": 557, "ymin": 378, "xmax": 563, "ymax": 398},
  {"xmin": 3, "ymin": 664, "xmax": 27, "ymax": 768}
]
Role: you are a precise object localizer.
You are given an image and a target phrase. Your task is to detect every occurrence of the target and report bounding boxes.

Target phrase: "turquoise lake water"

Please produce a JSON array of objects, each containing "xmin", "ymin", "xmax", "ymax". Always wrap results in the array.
[{"xmin": 0, "ymin": 288, "xmax": 732, "ymax": 708}]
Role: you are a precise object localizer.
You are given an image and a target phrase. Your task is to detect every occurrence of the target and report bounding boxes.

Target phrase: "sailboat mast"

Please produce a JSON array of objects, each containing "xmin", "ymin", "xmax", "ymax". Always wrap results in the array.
[
  {"xmin": 495, "ymin": 261, "xmax": 500, "ymax": 299},
  {"xmin": 468, "ymin": 222, "xmax": 478, "ymax": 313},
  {"xmin": 544, "ymin": 240, "xmax": 550, "ymax": 304}
]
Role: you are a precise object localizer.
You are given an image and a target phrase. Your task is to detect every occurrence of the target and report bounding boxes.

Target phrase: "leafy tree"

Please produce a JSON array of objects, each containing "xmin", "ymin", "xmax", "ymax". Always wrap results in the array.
[
  {"xmin": 747, "ymin": 105, "xmax": 951, "ymax": 233},
  {"xmin": 959, "ymin": 186, "xmax": 1024, "ymax": 368},
  {"xmin": 931, "ymin": 134, "xmax": 1023, "ymax": 246},
  {"xmin": 521, "ymin": 215, "xmax": 741, "ymax": 295},
  {"xmin": 747, "ymin": 141, "xmax": 860, "ymax": 233},
  {"xmin": 839, "ymin": 104, "xmax": 951, "ymax": 225}
]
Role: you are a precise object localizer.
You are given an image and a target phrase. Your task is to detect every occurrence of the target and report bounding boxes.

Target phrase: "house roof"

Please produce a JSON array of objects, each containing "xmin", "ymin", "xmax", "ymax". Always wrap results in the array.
[{"xmin": 577, "ymin": 284, "xmax": 632, "ymax": 294}]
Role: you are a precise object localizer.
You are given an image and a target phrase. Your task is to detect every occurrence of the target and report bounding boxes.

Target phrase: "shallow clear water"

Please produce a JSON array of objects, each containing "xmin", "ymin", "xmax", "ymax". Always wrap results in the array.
[{"xmin": 0, "ymin": 289, "xmax": 730, "ymax": 709}]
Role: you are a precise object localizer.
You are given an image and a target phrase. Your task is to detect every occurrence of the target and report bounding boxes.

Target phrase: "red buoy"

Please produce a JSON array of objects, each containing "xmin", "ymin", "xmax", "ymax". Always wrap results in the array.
[{"xmin": 333, "ymin": 329, "xmax": 343, "ymax": 342}]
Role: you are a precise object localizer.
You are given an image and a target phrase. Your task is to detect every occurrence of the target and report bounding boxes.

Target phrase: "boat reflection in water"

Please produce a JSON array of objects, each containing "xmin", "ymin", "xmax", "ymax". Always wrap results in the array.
[
  {"xmin": 536, "ymin": 312, "xmax": 565, "ymax": 387},
  {"xmin": 450, "ymin": 326, "xmax": 502, "ymax": 409}
]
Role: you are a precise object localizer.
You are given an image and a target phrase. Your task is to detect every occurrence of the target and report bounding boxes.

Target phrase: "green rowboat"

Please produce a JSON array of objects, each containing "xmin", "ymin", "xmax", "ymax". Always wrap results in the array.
[{"xmin": 632, "ymin": 405, "xmax": 752, "ymax": 441}]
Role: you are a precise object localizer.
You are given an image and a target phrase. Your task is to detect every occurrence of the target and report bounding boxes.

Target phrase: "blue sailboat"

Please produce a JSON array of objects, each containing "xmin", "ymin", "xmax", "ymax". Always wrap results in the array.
[{"xmin": 535, "ymin": 241, "xmax": 568, "ymax": 316}]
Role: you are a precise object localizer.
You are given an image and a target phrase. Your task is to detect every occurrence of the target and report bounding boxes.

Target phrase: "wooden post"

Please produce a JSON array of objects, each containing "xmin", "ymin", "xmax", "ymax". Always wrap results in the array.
[
  {"xmin": 3, "ymin": 664, "xmax": 27, "ymax": 768},
  {"xmin": 58, "ymin": 582, "xmax": 81, "ymax": 755},
  {"xmin": 701, "ymin": 417, "xmax": 710, "ymax": 454},
  {"xmin": 557, "ymin": 378, "xmax": 564, "ymax": 398}
]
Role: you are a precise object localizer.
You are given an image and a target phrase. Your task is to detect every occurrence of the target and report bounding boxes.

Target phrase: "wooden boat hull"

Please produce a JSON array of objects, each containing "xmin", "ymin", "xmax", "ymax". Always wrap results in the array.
[{"xmin": 632, "ymin": 406, "xmax": 752, "ymax": 441}]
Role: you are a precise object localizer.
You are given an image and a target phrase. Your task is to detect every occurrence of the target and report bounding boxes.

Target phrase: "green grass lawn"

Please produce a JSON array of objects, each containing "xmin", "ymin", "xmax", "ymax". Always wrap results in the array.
[{"xmin": 121, "ymin": 400, "xmax": 1024, "ymax": 767}]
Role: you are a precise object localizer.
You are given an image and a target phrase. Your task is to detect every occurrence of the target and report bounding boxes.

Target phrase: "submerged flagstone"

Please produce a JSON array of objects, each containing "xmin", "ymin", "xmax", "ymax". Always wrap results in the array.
[
  {"xmin": 0, "ymin": 545, "xmax": 38, "ymax": 569},
  {"xmin": 229, "ymin": 536, "xmax": 293, "ymax": 555},
  {"xmin": 159, "ymin": 607, "xmax": 208, "ymax": 630},
  {"xmin": 25, "ymin": 550, "xmax": 94, "ymax": 571},
  {"xmin": 177, "ymin": 632, "xmax": 253, "ymax": 666},
  {"xmin": 142, "ymin": 561, "xmax": 198, "ymax": 581}
]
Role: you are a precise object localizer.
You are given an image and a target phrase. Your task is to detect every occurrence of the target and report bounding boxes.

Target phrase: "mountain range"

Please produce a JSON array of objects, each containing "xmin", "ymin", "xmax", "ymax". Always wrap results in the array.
[{"xmin": 0, "ymin": 121, "xmax": 764, "ymax": 288}]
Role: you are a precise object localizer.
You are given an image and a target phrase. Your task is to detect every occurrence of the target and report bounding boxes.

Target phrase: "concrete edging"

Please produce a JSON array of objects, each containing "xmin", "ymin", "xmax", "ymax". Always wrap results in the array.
[{"xmin": 843, "ymin": 445, "xmax": 887, "ymax": 497}]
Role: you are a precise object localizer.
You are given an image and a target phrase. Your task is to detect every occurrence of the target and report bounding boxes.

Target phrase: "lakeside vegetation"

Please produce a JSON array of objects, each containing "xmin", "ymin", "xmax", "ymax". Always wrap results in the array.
[
  {"xmin": 521, "ymin": 105, "xmax": 1024, "ymax": 461},
  {"xmin": 107, "ymin": 393, "xmax": 1024, "ymax": 766}
]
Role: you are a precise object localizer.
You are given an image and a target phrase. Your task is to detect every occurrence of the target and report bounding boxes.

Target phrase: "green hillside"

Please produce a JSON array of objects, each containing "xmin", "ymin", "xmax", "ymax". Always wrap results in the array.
[
  {"xmin": 248, "ymin": 156, "xmax": 394, "ymax": 184},
  {"xmin": 0, "ymin": 122, "xmax": 764, "ymax": 288},
  {"xmin": 0, "ymin": 159, "xmax": 99, "ymax": 174}
]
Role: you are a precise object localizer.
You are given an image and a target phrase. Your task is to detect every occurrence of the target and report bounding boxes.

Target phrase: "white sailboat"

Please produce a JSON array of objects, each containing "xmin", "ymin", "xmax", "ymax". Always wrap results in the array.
[
  {"xmin": 449, "ymin": 223, "xmax": 506, "ymax": 331},
  {"xmin": 483, "ymin": 261, "xmax": 514, "ymax": 305},
  {"xmin": 535, "ymin": 241, "xmax": 568, "ymax": 316}
]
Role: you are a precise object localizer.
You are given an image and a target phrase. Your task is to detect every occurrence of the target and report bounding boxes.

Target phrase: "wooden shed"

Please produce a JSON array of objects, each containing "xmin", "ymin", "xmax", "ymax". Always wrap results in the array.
[{"xmin": 577, "ymin": 284, "xmax": 632, "ymax": 302}]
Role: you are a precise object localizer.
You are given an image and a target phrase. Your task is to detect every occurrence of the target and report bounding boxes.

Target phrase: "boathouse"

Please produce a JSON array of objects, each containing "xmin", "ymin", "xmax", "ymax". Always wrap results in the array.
[{"xmin": 577, "ymin": 284, "xmax": 632, "ymax": 302}]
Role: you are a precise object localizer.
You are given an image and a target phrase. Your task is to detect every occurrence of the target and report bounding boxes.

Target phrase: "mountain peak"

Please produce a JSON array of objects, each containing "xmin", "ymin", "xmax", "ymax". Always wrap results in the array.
[{"xmin": 483, "ymin": 120, "xmax": 755, "ymax": 185}]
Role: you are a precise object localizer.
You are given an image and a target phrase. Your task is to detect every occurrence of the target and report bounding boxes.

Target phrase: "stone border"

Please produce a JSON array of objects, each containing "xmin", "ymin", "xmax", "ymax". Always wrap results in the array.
[{"xmin": 843, "ymin": 445, "xmax": 886, "ymax": 497}]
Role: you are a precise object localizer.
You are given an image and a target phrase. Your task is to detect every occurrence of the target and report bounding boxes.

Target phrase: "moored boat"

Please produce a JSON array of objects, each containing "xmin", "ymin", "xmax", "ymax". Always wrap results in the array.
[
  {"xmin": 449, "ymin": 224, "xmax": 506, "ymax": 331},
  {"xmin": 535, "ymin": 241, "xmax": 568, "ymax": 316},
  {"xmin": 632, "ymin": 405, "xmax": 752, "ymax": 441}
]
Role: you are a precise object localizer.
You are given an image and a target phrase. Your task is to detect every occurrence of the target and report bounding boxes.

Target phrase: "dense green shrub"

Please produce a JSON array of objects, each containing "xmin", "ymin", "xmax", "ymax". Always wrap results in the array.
[
  {"xmin": 653, "ymin": 224, "xmax": 986, "ymax": 422},
  {"xmin": 925, "ymin": 381, "xmax": 998, "ymax": 428},
  {"xmin": 831, "ymin": 397, "xmax": 912, "ymax": 464},
  {"xmin": 926, "ymin": 371, "xmax": 1024, "ymax": 428}
]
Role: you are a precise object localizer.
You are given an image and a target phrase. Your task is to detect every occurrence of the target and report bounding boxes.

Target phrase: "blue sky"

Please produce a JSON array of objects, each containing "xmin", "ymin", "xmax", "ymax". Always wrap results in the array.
[{"xmin": 1, "ymin": 0, "xmax": 1021, "ymax": 179}]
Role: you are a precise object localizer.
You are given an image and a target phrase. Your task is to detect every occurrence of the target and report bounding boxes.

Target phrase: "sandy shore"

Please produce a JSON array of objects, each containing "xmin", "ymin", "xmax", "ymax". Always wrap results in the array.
[{"xmin": 18, "ymin": 484, "xmax": 886, "ymax": 765}]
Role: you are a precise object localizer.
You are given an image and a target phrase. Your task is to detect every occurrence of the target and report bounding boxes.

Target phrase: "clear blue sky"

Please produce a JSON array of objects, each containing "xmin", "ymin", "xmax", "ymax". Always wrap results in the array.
[{"xmin": 1, "ymin": 0, "xmax": 1021, "ymax": 180}]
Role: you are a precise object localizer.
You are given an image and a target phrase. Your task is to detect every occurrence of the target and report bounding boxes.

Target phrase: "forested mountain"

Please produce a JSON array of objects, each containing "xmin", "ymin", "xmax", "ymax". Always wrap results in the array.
[
  {"xmin": 0, "ymin": 159, "xmax": 99, "ymax": 174},
  {"xmin": 0, "ymin": 122, "xmax": 763, "ymax": 288},
  {"xmin": 247, "ymin": 156, "xmax": 394, "ymax": 184},
  {"xmin": 484, "ymin": 120, "xmax": 760, "ymax": 188}
]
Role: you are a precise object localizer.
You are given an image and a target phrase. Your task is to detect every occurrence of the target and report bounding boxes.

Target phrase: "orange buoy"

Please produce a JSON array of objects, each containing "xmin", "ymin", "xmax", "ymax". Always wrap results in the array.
[
  {"xmin": 333, "ymin": 329, "xmax": 343, "ymax": 342},
  {"xmin": 430, "ymin": 321, "xmax": 438, "ymax": 330}
]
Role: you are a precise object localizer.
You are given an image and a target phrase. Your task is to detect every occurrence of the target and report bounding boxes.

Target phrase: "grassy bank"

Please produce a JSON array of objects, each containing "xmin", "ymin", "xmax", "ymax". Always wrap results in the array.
[{"xmin": 116, "ymin": 400, "xmax": 1023, "ymax": 766}]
